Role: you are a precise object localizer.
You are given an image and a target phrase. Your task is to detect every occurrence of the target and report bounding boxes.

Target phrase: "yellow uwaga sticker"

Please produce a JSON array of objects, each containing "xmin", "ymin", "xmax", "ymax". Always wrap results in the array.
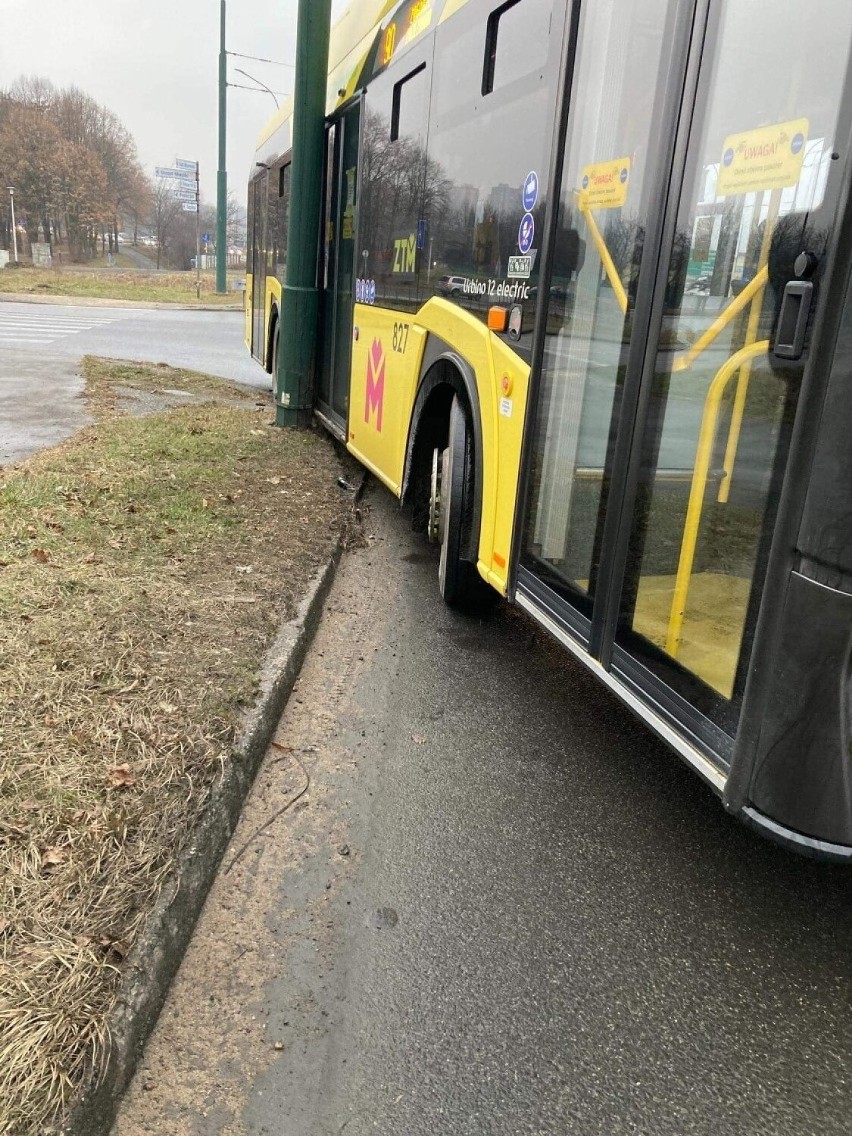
[
  {"xmin": 716, "ymin": 118, "xmax": 809, "ymax": 196},
  {"xmin": 579, "ymin": 158, "xmax": 632, "ymax": 209}
]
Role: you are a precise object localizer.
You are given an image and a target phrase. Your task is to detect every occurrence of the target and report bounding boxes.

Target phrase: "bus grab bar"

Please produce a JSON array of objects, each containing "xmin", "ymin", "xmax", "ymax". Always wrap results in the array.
[{"xmin": 665, "ymin": 340, "xmax": 769, "ymax": 657}]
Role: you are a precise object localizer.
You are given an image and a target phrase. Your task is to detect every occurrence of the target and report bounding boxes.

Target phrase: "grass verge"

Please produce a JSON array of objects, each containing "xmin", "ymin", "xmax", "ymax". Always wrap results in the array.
[
  {"xmin": 0, "ymin": 268, "xmax": 242, "ymax": 307},
  {"xmin": 0, "ymin": 359, "xmax": 350, "ymax": 1133}
]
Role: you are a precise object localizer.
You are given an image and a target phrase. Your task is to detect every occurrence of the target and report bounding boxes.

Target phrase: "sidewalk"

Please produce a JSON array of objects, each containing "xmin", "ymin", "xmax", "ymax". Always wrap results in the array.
[{"xmin": 0, "ymin": 290, "xmax": 241, "ymax": 312}]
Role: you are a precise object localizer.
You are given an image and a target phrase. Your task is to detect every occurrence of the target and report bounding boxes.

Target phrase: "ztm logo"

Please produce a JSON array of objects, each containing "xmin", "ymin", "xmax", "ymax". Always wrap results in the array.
[{"xmin": 365, "ymin": 338, "xmax": 385, "ymax": 432}]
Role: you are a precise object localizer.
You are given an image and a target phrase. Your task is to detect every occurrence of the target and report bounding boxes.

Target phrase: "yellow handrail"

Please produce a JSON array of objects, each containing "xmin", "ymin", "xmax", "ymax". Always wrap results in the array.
[
  {"xmin": 575, "ymin": 200, "xmax": 776, "ymax": 656},
  {"xmin": 717, "ymin": 189, "xmax": 780, "ymax": 503},
  {"xmin": 664, "ymin": 340, "xmax": 769, "ymax": 657},
  {"xmin": 671, "ymin": 266, "xmax": 768, "ymax": 372},
  {"xmin": 579, "ymin": 200, "xmax": 628, "ymax": 315}
]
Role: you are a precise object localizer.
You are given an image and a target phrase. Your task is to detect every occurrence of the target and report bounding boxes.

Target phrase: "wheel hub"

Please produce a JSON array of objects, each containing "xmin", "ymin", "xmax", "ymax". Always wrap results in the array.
[{"xmin": 428, "ymin": 446, "xmax": 442, "ymax": 542}]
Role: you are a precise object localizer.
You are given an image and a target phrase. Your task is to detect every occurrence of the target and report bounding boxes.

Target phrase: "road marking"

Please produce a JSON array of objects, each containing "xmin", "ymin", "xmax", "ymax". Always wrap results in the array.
[{"xmin": 0, "ymin": 307, "xmax": 128, "ymax": 347}]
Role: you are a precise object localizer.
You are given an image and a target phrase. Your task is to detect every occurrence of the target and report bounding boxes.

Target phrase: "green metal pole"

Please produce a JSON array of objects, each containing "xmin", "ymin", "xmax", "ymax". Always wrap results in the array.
[
  {"xmin": 276, "ymin": 0, "xmax": 332, "ymax": 427},
  {"xmin": 216, "ymin": 0, "xmax": 227, "ymax": 294}
]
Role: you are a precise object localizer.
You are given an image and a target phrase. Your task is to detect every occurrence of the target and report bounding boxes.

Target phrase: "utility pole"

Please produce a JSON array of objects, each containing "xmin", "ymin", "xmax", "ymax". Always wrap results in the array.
[
  {"xmin": 216, "ymin": 0, "xmax": 227, "ymax": 294},
  {"xmin": 195, "ymin": 162, "xmax": 201, "ymax": 300},
  {"xmin": 276, "ymin": 0, "xmax": 332, "ymax": 427}
]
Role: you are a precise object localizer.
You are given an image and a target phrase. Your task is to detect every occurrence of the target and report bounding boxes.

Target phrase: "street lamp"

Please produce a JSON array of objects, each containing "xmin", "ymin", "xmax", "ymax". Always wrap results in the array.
[
  {"xmin": 233, "ymin": 67, "xmax": 279, "ymax": 109},
  {"xmin": 7, "ymin": 187, "xmax": 18, "ymax": 264}
]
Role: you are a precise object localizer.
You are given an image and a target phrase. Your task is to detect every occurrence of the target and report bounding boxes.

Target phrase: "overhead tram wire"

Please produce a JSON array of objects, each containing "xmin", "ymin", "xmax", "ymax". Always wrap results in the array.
[
  {"xmin": 230, "ymin": 67, "xmax": 290, "ymax": 108},
  {"xmin": 228, "ymin": 81, "xmax": 291, "ymax": 100},
  {"xmin": 227, "ymin": 50, "xmax": 295, "ymax": 68}
]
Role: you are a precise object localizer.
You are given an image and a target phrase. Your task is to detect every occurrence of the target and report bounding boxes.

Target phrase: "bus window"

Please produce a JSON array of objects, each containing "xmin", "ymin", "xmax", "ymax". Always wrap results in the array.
[
  {"xmin": 269, "ymin": 162, "xmax": 290, "ymax": 287},
  {"xmin": 391, "ymin": 62, "xmax": 427, "ymax": 142},
  {"xmin": 360, "ymin": 61, "xmax": 431, "ymax": 314},
  {"xmin": 618, "ymin": 0, "xmax": 852, "ymax": 721},
  {"xmin": 425, "ymin": 0, "xmax": 562, "ymax": 353},
  {"xmin": 482, "ymin": 0, "xmax": 552, "ymax": 96},
  {"xmin": 521, "ymin": 0, "xmax": 675, "ymax": 618}
]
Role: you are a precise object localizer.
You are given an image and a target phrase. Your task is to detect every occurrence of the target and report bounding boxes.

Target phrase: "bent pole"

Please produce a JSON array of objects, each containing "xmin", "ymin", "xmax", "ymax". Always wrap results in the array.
[{"xmin": 276, "ymin": 0, "xmax": 332, "ymax": 427}]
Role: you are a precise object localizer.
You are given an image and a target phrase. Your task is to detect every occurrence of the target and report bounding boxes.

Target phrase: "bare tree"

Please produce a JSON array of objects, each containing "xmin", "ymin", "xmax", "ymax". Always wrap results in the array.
[
  {"xmin": 0, "ymin": 75, "xmax": 150, "ymax": 262},
  {"xmin": 149, "ymin": 178, "xmax": 183, "ymax": 269}
]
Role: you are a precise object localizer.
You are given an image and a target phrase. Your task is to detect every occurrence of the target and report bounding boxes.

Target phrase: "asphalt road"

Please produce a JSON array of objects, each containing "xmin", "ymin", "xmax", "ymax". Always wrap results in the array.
[
  {"xmin": 114, "ymin": 485, "xmax": 852, "ymax": 1136},
  {"xmin": 0, "ymin": 299, "xmax": 267, "ymax": 464}
]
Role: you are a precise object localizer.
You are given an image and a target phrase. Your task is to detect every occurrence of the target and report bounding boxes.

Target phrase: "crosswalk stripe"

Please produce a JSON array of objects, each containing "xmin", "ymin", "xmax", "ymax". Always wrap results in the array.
[
  {"xmin": 0, "ymin": 315, "xmax": 119, "ymax": 322},
  {"xmin": 0, "ymin": 306, "xmax": 129, "ymax": 346},
  {"xmin": 0, "ymin": 336, "xmax": 55, "ymax": 343},
  {"xmin": 0, "ymin": 322, "xmax": 106, "ymax": 331},
  {"xmin": 0, "ymin": 323, "xmax": 109, "ymax": 331}
]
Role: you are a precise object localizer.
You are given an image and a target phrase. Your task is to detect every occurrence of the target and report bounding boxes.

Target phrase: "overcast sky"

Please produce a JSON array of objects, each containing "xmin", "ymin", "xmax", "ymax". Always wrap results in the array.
[{"xmin": 0, "ymin": 0, "xmax": 351, "ymax": 208}]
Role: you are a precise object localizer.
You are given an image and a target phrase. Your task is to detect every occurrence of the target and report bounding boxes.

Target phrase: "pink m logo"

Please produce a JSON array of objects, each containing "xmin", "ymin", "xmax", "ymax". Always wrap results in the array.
[{"xmin": 365, "ymin": 337, "xmax": 385, "ymax": 432}]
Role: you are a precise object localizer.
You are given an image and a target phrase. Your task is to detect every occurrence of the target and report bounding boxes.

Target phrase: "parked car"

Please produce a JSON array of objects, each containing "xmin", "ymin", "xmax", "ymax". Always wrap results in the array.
[{"xmin": 436, "ymin": 274, "xmax": 466, "ymax": 297}]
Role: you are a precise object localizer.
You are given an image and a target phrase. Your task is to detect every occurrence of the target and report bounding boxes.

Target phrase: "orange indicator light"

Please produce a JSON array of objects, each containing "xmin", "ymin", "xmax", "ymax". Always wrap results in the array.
[{"xmin": 487, "ymin": 306, "xmax": 509, "ymax": 332}]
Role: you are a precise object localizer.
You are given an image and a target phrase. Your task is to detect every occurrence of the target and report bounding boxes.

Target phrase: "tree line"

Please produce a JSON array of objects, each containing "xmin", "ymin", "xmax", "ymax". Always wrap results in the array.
[
  {"xmin": 0, "ymin": 77, "xmax": 150, "ymax": 262},
  {"xmin": 0, "ymin": 76, "xmax": 247, "ymax": 270}
]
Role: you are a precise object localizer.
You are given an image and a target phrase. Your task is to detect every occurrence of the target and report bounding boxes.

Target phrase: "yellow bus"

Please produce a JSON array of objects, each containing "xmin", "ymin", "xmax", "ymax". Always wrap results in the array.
[{"xmin": 247, "ymin": 0, "xmax": 852, "ymax": 860}]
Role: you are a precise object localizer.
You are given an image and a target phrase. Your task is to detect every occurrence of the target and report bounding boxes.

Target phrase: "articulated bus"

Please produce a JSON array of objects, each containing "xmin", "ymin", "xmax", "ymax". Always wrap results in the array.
[{"xmin": 247, "ymin": 0, "xmax": 852, "ymax": 860}]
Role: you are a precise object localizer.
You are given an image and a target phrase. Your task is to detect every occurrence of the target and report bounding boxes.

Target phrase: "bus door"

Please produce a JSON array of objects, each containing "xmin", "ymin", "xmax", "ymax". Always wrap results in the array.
[
  {"xmin": 317, "ymin": 100, "xmax": 361, "ymax": 431},
  {"xmin": 251, "ymin": 169, "xmax": 269, "ymax": 363},
  {"xmin": 519, "ymin": 0, "xmax": 852, "ymax": 759}
]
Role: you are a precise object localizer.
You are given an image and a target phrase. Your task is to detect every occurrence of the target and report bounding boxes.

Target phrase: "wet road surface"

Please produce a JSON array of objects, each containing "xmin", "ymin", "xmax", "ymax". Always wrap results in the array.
[
  {"xmin": 0, "ymin": 300, "xmax": 265, "ymax": 464},
  {"xmin": 114, "ymin": 485, "xmax": 852, "ymax": 1136}
]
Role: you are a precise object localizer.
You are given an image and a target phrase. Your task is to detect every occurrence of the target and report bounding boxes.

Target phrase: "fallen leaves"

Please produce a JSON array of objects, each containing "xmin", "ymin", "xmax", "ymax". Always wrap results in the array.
[{"xmin": 106, "ymin": 764, "xmax": 136, "ymax": 790}]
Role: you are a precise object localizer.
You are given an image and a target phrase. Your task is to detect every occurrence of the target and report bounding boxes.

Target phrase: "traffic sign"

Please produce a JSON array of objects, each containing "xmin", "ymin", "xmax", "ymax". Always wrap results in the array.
[
  {"xmin": 174, "ymin": 190, "xmax": 197, "ymax": 202},
  {"xmin": 175, "ymin": 158, "xmax": 198, "ymax": 172},
  {"xmin": 202, "ymin": 232, "xmax": 211, "ymax": 243},
  {"xmin": 155, "ymin": 166, "xmax": 183, "ymax": 180},
  {"xmin": 182, "ymin": 203, "xmax": 198, "ymax": 213}
]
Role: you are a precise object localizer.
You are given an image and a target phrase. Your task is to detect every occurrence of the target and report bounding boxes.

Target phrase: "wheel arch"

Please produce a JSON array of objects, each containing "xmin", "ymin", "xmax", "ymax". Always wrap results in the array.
[
  {"xmin": 401, "ymin": 335, "xmax": 484, "ymax": 560},
  {"xmin": 265, "ymin": 302, "xmax": 280, "ymax": 373}
]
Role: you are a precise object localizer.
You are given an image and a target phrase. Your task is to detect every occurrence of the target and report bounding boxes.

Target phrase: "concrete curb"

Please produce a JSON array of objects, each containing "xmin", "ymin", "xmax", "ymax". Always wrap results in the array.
[
  {"xmin": 0, "ymin": 291, "xmax": 242, "ymax": 312},
  {"xmin": 63, "ymin": 542, "xmax": 345, "ymax": 1136}
]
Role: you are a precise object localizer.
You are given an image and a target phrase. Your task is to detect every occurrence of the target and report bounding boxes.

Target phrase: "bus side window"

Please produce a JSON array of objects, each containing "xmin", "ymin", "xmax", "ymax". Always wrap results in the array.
[
  {"xmin": 482, "ymin": 0, "xmax": 552, "ymax": 96},
  {"xmin": 391, "ymin": 62, "xmax": 427, "ymax": 142}
]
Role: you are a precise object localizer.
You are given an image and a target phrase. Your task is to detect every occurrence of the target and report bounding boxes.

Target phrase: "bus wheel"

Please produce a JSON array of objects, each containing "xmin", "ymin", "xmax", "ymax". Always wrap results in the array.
[
  {"xmin": 437, "ymin": 395, "xmax": 480, "ymax": 607},
  {"xmin": 270, "ymin": 322, "xmax": 280, "ymax": 386}
]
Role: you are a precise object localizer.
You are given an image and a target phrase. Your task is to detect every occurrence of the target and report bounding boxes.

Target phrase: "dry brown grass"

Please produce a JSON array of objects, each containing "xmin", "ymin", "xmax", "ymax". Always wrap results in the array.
[
  {"xmin": 0, "ymin": 360, "xmax": 349, "ymax": 1133},
  {"xmin": 0, "ymin": 267, "xmax": 242, "ymax": 306}
]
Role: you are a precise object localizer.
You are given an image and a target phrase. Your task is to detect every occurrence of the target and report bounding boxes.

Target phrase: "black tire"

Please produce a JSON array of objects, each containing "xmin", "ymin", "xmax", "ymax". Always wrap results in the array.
[
  {"xmin": 270, "ymin": 321, "xmax": 280, "ymax": 385},
  {"xmin": 438, "ymin": 395, "xmax": 482, "ymax": 607}
]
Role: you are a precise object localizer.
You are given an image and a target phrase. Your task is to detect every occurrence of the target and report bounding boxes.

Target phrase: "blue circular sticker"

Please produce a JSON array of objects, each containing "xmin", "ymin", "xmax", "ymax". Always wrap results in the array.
[
  {"xmin": 620, "ymin": 167, "xmax": 629, "ymax": 184},
  {"xmin": 723, "ymin": 147, "xmax": 734, "ymax": 167},
  {"xmin": 522, "ymin": 171, "xmax": 539, "ymax": 212},
  {"xmin": 518, "ymin": 213, "xmax": 535, "ymax": 254},
  {"xmin": 791, "ymin": 132, "xmax": 805, "ymax": 155}
]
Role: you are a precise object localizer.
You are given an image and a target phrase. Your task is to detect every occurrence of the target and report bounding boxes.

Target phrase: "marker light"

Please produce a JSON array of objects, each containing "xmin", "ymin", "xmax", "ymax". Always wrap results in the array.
[{"xmin": 487, "ymin": 306, "xmax": 509, "ymax": 332}]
